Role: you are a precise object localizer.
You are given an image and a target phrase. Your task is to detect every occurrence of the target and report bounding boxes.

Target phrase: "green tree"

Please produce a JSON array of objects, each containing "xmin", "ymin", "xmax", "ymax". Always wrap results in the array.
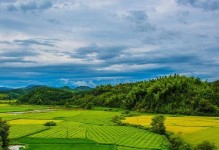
[
  {"xmin": 169, "ymin": 135, "xmax": 191, "ymax": 150},
  {"xmin": 197, "ymin": 99, "xmax": 216, "ymax": 114},
  {"xmin": 0, "ymin": 137, "xmax": 2, "ymax": 150},
  {"xmin": 86, "ymin": 102, "xmax": 94, "ymax": 110},
  {"xmin": 0, "ymin": 118, "xmax": 10, "ymax": 150},
  {"xmin": 150, "ymin": 115, "xmax": 166, "ymax": 134},
  {"xmin": 64, "ymin": 102, "xmax": 71, "ymax": 109},
  {"xmin": 194, "ymin": 140, "xmax": 216, "ymax": 150}
]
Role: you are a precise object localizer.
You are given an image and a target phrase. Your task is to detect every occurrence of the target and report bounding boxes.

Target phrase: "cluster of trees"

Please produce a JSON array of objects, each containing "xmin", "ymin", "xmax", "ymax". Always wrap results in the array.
[
  {"xmin": 18, "ymin": 75, "xmax": 219, "ymax": 116},
  {"xmin": 18, "ymin": 87, "xmax": 73, "ymax": 105},
  {"xmin": 0, "ymin": 118, "xmax": 9, "ymax": 150},
  {"xmin": 0, "ymin": 85, "xmax": 92, "ymax": 100},
  {"xmin": 0, "ymin": 85, "xmax": 47, "ymax": 100}
]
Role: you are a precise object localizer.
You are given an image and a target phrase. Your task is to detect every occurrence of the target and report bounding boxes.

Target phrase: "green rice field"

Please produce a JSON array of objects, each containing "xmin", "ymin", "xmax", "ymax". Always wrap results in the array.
[{"xmin": 0, "ymin": 104, "xmax": 170, "ymax": 150}]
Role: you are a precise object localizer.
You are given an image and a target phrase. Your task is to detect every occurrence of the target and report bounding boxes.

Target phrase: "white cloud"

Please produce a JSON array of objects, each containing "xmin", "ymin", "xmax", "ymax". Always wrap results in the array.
[
  {"xmin": 59, "ymin": 78, "xmax": 96, "ymax": 87},
  {"xmin": 96, "ymin": 63, "xmax": 161, "ymax": 72}
]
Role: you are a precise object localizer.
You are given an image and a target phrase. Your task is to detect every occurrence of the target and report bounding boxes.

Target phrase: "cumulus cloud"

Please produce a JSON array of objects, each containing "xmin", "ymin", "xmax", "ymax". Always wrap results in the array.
[{"xmin": 59, "ymin": 78, "xmax": 96, "ymax": 87}]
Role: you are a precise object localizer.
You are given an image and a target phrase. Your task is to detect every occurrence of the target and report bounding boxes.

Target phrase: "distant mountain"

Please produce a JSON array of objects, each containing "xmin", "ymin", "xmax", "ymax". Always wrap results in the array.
[
  {"xmin": 60, "ymin": 86, "xmax": 92, "ymax": 92},
  {"xmin": 60, "ymin": 86, "xmax": 72, "ymax": 91},
  {"xmin": 0, "ymin": 87, "xmax": 13, "ymax": 92},
  {"xmin": 24, "ymin": 85, "xmax": 46, "ymax": 89},
  {"xmin": 74, "ymin": 86, "xmax": 92, "ymax": 91}
]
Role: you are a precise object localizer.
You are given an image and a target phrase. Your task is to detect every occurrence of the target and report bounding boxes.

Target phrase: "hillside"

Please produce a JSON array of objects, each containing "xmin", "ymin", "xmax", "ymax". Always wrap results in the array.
[
  {"xmin": 18, "ymin": 75, "xmax": 219, "ymax": 116},
  {"xmin": 18, "ymin": 87, "xmax": 74, "ymax": 105},
  {"xmin": 0, "ymin": 85, "xmax": 92, "ymax": 100},
  {"xmin": 0, "ymin": 85, "xmax": 46, "ymax": 100}
]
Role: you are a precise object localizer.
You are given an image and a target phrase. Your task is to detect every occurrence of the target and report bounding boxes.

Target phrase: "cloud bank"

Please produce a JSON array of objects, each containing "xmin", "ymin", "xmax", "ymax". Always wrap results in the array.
[{"xmin": 0, "ymin": 0, "xmax": 218, "ymax": 87}]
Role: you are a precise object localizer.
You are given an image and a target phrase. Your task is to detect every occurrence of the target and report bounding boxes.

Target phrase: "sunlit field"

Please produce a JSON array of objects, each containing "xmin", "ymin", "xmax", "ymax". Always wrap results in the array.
[
  {"xmin": 0, "ymin": 104, "xmax": 48, "ymax": 113},
  {"xmin": 0, "ymin": 104, "xmax": 170, "ymax": 150},
  {"xmin": 123, "ymin": 115, "xmax": 219, "ymax": 147}
]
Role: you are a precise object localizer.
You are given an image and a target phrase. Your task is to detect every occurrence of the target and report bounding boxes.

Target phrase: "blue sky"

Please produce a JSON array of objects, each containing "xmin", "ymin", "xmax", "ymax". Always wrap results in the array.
[{"xmin": 0, "ymin": 0, "xmax": 219, "ymax": 88}]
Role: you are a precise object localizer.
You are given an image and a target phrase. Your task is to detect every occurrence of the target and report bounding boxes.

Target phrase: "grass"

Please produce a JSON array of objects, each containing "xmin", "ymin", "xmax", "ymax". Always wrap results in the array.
[
  {"xmin": 123, "ymin": 114, "xmax": 219, "ymax": 147},
  {"xmin": 10, "ymin": 125, "xmax": 48, "ymax": 139},
  {"xmin": 183, "ymin": 127, "xmax": 219, "ymax": 146},
  {"xmin": 0, "ymin": 93, "xmax": 8, "ymax": 99},
  {"xmin": 30, "ymin": 121, "xmax": 86, "ymax": 139},
  {"xmin": 0, "ymin": 104, "xmax": 170, "ymax": 149},
  {"xmin": 0, "ymin": 104, "xmax": 48, "ymax": 113},
  {"xmin": 16, "ymin": 138, "xmax": 114, "ymax": 150},
  {"xmin": 24, "ymin": 144, "xmax": 114, "ymax": 150},
  {"xmin": 9, "ymin": 119, "xmax": 62, "ymax": 125}
]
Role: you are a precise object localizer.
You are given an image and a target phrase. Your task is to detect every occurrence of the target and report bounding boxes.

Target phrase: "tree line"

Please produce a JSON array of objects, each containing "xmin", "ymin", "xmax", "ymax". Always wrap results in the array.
[{"xmin": 18, "ymin": 74, "xmax": 219, "ymax": 116}]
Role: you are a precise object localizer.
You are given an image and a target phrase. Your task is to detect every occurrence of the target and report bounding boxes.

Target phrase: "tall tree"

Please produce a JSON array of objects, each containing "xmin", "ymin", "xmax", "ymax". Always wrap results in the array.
[
  {"xmin": 0, "ymin": 118, "xmax": 10, "ymax": 150},
  {"xmin": 150, "ymin": 115, "xmax": 166, "ymax": 135}
]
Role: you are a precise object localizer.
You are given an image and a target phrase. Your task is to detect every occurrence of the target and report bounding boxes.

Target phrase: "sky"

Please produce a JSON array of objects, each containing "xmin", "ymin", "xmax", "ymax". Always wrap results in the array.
[{"xmin": 0, "ymin": 0, "xmax": 219, "ymax": 88}]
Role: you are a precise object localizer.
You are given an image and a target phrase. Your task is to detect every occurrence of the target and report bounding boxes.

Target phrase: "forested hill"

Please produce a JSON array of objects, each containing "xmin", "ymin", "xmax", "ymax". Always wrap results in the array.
[
  {"xmin": 18, "ymin": 75, "xmax": 219, "ymax": 116},
  {"xmin": 0, "ymin": 85, "xmax": 92, "ymax": 100}
]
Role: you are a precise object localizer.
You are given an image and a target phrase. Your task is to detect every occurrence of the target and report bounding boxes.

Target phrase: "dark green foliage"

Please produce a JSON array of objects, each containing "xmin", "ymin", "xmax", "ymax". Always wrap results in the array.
[
  {"xmin": 112, "ymin": 115, "xmax": 124, "ymax": 125},
  {"xmin": 44, "ymin": 121, "xmax": 56, "ymax": 126},
  {"xmin": 85, "ymin": 102, "xmax": 94, "ymax": 110},
  {"xmin": 168, "ymin": 134, "xmax": 191, "ymax": 150},
  {"xmin": 194, "ymin": 140, "xmax": 216, "ymax": 150},
  {"xmin": 0, "ymin": 85, "xmax": 46, "ymax": 100},
  {"xmin": 150, "ymin": 115, "xmax": 166, "ymax": 134},
  {"xmin": 74, "ymin": 86, "xmax": 92, "ymax": 92},
  {"xmin": 64, "ymin": 102, "xmax": 72, "ymax": 109},
  {"xmin": 0, "ymin": 137, "xmax": 2, "ymax": 150},
  {"xmin": 0, "ymin": 118, "xmax": 10, "ymax": 150},
  {"xmin": 18, "ymin": 75, "xmax": 219, "ymax": 116},
  {"xmin": 18, "ymin": 87, "xmax": 73, "ymax": 105}
]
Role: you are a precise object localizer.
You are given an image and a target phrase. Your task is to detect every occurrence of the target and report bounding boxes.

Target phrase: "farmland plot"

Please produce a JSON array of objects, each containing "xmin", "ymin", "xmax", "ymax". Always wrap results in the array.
[{"xmin": 124, "ymin": 115, "xmax": 219, "ymax": 147}]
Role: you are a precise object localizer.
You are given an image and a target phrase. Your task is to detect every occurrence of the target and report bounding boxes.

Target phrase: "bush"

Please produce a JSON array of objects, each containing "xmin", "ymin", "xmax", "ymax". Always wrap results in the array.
[
  {"xmin": 168, "ymin": 134, "xmax": 191, "ymax": 150},
  {"xmin": 44, "ymin": 121, "xmax": 56, "ymax": 126},
  {"xmin": 122, "ymin": 110, "xmax": 130, "ymax": 114},
  {"xmin": 64, "ymin": 102, "xmax": 72, "ymax": 109},
  {"xmin": 194, "ymin": 140, "xmax": 216, "ymax": 150},
  {"xmin": 79, "ymin": 103, "xmax": 86, "ymax": 108},
  {"xmin": 85, "ymin": 102, "xmax": 94, "ymax": 110},
  {"xmin": 150, "ymin": 115, "xmax": 166, "ymax": 135},
  {"xmin": 112, "ymin": 115, "xmax": 125, "ymax": 125}
]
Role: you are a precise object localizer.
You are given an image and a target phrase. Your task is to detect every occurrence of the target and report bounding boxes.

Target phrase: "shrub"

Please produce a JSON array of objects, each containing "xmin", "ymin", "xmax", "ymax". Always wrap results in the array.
[
  {"xmin": 122, "ymin": 110, "xmax": 130, "ymax": 114},
  {"xmin": 194, "ymin": 140, "xmax": 216, "ymax": 150},
  {"xmin": 112, "ymin": 115, "xmax": 125, "ymax": 125},
  {"xmin": 85, "ymin": 102, "xmax": 94, "ymax": 110},
  {"xmin": 168, "ymin": 134, "xmax": 191, "ymax": 150},
  {"xmin": 44, "ymin": 121, "xmax": 56, "ymax": 126},
  {"xmin": 150, "ymin": 115, "xmax": 166, "ymax": 135},
  {"xmin": 64, "ymin": 102, "xmax": 72, "ymax": 109}
]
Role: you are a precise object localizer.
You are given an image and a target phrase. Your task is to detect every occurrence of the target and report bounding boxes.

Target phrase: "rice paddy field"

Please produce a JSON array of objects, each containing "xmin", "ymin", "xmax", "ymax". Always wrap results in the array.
[
  {"xmin": 123, "ymin": 114, "xmax": 219, "ymax": 148},
  {"xmin": 0, "ymin": 104, "xmax": 170, "ymax": 150}
]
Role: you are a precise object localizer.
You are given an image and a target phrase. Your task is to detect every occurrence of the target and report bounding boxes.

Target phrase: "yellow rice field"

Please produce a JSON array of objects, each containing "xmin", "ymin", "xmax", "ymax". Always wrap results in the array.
[{"xmin": 123, "ymin": 115, "xmax": 219, "ymax": 147}]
